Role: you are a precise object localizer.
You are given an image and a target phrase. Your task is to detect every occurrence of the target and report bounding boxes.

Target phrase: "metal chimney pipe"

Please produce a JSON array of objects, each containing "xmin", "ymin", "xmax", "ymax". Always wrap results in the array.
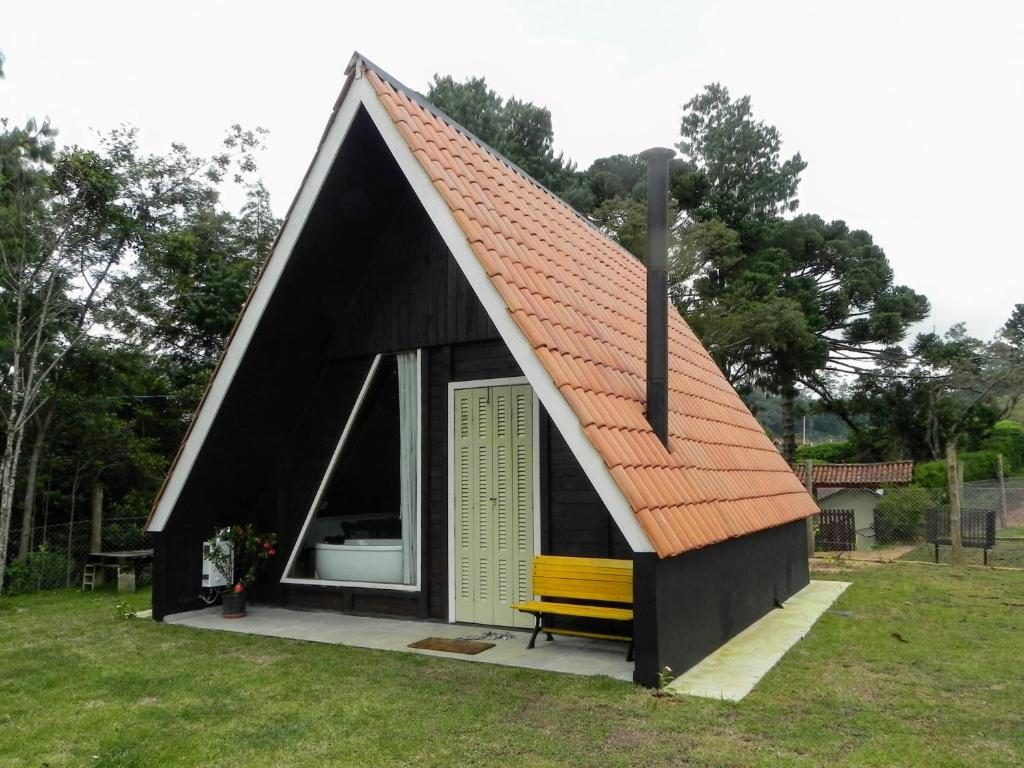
[{"xmin": 638, "ymin": 147, "xmax": 675, "ymax": 447}]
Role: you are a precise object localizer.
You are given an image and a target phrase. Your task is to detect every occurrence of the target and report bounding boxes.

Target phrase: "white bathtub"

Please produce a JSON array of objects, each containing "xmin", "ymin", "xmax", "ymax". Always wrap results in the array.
[{"xmin": 314, "ymin": 539, "xmax": 403, "ymax": 583}]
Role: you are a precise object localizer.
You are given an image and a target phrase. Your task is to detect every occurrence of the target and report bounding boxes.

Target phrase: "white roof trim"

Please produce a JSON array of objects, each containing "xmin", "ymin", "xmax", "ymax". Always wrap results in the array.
[
  {"xmin": 148, "ymin": 73, "xmax": 654, "ymax": 553},
  {"xmin": 146, "ymin": 82, "xmax": 365, "ymax": 532}
]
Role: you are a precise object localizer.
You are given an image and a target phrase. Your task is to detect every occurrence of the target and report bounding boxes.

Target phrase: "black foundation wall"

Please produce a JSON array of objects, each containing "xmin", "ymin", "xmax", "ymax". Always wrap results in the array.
[{"xmin": 632, "ymin": 519, "xmax": 809, "ymax": 687}]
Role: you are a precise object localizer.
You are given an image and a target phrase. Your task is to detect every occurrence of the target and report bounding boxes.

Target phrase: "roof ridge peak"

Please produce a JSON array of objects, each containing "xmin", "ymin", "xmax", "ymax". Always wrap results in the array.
[{"xmin": 349, "ymin": 52, "xmax": 618, "ymax": 238}]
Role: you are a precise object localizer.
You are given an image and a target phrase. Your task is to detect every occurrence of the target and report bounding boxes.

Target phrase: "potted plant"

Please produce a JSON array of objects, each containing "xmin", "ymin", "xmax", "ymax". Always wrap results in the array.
[{"xmin": 205, "ymin": 524, "xmax": 278, "ymax": 618}]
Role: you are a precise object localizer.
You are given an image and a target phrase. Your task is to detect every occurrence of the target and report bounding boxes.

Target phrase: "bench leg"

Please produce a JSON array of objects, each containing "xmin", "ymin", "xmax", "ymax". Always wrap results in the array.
[{"xmin": 527, "ymin": 613, "xmax": 543, "ymax": 650}]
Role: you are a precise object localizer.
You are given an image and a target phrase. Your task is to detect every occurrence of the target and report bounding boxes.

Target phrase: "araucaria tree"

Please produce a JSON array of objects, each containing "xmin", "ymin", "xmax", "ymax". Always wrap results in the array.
[
  {"xmin": 669, "ymin": 84, "xmax": 929, "ymax": 461},
  {"xmin": 425, "ymin": 77, "xmax": 931, "ymax": 463}
]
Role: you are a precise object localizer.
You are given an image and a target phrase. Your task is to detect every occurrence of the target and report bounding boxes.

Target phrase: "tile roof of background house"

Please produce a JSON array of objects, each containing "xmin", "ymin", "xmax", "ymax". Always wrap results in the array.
[
  {"xmin": 793, "ymin": 461, "xmax": 915, "ymax": 488},
  {"xmin": 360, "ymin": 58, "xmax": 817, "ymax": 557}
]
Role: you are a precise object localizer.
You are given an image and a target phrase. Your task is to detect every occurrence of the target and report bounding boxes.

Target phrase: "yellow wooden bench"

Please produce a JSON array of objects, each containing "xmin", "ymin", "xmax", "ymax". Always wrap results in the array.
[{"xmin": 512, "ymin": 555, "xmax": 633, "ymax": 661}]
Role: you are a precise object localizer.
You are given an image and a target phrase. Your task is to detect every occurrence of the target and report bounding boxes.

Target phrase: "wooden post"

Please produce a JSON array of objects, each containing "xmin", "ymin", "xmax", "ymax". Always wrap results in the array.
[
  {"xmin": 804, "ymin": 459, "xmax": 816, "ymax": 557},
  {"xmin": 947, "ymin": 444, "xmax": 963, "ymax": 566},
  {"xmin": 90, "ymin": 481, "xmax": 104, "ymax": 554},
  {"xmin": 90, "ymin": 481, "xmax": 105, "ymax": 586},
  {"xmin": 997, "ymin": 454, "xmax": 1008, "ymax": 529}
]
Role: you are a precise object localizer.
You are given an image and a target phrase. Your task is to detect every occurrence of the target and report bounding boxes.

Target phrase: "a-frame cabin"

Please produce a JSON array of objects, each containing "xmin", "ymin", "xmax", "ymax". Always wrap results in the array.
[{"xmin": 146, "ymin": 54, "xmax": 817, "ymax": 686}]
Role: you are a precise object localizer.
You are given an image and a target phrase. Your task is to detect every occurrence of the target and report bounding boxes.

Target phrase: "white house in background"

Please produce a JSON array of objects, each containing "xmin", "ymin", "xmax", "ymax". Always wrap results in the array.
[
  {"xmin": 817, "ymin": 487, "xmax": 884, "ymax": 550},
  {"xmin": 795, "ymin": 462, "xmax": 915, "ymax": 551}
]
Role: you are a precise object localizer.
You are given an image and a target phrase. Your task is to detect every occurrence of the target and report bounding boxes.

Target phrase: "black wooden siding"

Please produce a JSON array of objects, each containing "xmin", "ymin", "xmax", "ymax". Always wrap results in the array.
[
  {"xmin": 632, "ymin": 519, "xmax": 810, "ymax": 686},
  {"xmin": 152, "ymin": 109, "xmax": 626, "ymax": 622}
]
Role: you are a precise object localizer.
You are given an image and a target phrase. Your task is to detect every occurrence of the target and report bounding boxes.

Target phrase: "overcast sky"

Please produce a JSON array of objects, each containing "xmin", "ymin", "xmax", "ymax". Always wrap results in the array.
[{"xmin": 3, "ymin": 0, "xmax": 1021, "ymax": 339}]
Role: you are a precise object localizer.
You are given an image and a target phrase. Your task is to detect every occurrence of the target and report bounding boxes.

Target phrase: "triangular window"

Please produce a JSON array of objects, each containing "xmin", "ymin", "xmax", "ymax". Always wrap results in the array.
[{"xmin": 282, "ymin": 351, "xmax": 420, "ymax": 587}]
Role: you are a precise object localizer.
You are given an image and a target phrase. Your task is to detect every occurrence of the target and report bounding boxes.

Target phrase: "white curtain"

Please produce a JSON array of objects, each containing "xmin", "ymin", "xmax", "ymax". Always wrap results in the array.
[{"xmin": 397, "ymin": 351, "xmax": 419, "ymax": 585}]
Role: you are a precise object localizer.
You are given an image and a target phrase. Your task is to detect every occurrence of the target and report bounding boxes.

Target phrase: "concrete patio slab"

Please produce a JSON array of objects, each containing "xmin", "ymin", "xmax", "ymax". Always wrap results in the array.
[
  {"xmin": 163, "ymin": 605, "xmax": 634, "ymax": 681},
  {"xmin": 667, "ymin": 579, "xmax": 850, "ymax": 702}
]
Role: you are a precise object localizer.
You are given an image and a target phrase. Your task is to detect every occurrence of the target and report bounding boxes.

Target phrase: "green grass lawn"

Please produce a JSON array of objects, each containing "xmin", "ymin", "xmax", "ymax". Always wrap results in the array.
[{"xmin": 2, "ymin": 565, "xmax": 1023, "ymax": 767}]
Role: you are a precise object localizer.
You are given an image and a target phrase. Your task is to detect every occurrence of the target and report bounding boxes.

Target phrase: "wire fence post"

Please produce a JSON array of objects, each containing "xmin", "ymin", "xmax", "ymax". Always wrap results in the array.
[
  {"xmin": 804, "ymin": 459, "xmax": 816, "ymax": 557},
  {"xmin": 66, "ymin": 519, "xmax": 75, "ymax": 587},
  {"xmin": 997, "ymin": 454, "xmax": 1008, "ymax": 529},
  {"xmin": 947, "ymin": 443, "xmax": 964, "ymax": 565}
]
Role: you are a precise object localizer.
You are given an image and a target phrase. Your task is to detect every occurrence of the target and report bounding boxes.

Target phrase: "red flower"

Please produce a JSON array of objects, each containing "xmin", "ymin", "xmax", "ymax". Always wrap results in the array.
[
  {"xmin": 268, "ymin": 548, "xmax": 276, "ymax": 557},
  {"xmin": 233, "ymin": 583, "xmax": 244, "ymax": 593}
]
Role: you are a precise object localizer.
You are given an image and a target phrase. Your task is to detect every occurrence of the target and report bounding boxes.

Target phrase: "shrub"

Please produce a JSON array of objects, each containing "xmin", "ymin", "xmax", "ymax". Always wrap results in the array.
[
  {"xmin": 3, "ymin": 545, "xmax": 68, "ymax": 595},
  {"xmin": 980, "ymin": 420, "xmax": 1024, "ymax": 473},
  {"xmin": 874, "ymin": 488, "xmax": 939, "ymax": 545},
  {"xmin": 914, "ymin": 450, "xmax": 1007, "ymax": 487},
  {"xmin": 913, "ymin": 461, "xmax": 946, "ymax": 488},
  {"xmin": 961, "ymin": 450, "xmax": 1001, "ymax": 481}
]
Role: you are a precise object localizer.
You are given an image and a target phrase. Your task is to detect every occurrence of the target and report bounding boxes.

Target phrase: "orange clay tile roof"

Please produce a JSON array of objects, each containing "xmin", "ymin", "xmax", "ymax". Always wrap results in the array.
[
  {"xmin": 794, "ymin": 461, "xmax": 914, "ymax": 489},
  {"xmin": 363, "ymin": 62, "xmax": 818, "ymax": 558}
]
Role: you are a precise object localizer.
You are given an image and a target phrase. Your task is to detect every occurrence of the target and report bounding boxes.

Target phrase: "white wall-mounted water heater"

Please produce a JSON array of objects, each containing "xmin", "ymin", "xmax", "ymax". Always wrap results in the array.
[{"xmin": 201, "ymin": 537, "xmax": 232, "ymax": 588}]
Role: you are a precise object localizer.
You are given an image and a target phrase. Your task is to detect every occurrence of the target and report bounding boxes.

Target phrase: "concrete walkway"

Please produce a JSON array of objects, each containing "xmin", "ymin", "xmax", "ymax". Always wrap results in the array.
[
  {"xmin": 164, "ymin": 605, "xmax": 634, "ymax": 681},
  {"xmin": 667, "ymin": 580, "xmax": 850, "ymax": 702}
]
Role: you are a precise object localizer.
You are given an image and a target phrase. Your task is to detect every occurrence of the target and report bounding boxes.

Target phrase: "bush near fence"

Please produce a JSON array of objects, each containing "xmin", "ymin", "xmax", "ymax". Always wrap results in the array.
[
  {"xmin": 914, "ymin": 451, "xmax": 1009, "ymax": 488},
  {"xmin": 3, "ymin": 517, "xmax": 150, "ymax": 595},
  {"xmin": 912, "ymin": 423, "xmax": 1024, "ymax": 488},
  {"xmin": 3, "ymin": 546, "xmax": 68, "ymax": 595},
  {"xmin": 980, "ymin": 421, "xmax": 1024, "ymax": 470},
  {"xmin": 873, "ymin": 487, "xmax": 944, "ymax": 546}
]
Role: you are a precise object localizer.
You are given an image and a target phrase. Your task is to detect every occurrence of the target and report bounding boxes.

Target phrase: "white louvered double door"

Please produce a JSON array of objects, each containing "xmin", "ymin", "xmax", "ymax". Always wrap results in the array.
[{"xmin": 452, "ymin": 384, "xmax": 534, "ymax": 628}]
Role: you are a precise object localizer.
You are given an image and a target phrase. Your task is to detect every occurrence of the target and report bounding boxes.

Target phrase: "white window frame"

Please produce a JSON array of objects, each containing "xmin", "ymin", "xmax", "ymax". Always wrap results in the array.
[
  {"xmin": 446, "ymin": 376, "xmax": 542, "ymax": 623},
  {"xmin": 280, "ymin": 349, "xmax": 423, "ymax": 591}
]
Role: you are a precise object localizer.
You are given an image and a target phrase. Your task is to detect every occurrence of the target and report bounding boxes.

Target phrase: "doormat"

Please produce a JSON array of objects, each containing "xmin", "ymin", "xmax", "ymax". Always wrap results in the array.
[{"xmin": 408, "ymin": 637, "xmax": 495, "ymax": 655}]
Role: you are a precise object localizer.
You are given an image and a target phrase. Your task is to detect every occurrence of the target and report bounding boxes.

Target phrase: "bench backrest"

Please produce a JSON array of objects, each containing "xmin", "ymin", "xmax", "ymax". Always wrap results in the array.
[
  {"xmin": 532, "ymin": 555, "xmax": 633, "ymax": 604},
  {"xmin": 926, "ymin": 507, "xmax": 997, "ymax": 549}
]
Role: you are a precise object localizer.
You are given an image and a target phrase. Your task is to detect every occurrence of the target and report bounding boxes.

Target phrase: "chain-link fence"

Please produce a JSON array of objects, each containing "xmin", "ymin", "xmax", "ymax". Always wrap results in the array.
[
  {"xmin": 813, "ymin": 478, "xmax": 1024, "ymax": 567},
  {"xmin": 963, "ymin": 478, "xmax": 1024, "ymax": 527},
  {"xmin": 3, "ymin": 516, "xmax": 151, "ymax": 595}
]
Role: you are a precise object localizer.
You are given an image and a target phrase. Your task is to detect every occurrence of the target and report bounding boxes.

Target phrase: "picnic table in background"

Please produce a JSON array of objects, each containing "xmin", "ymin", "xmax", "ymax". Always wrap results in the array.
[{"xmin": 82, "ymin": 549, "xmax": 154, "ymax": 593}]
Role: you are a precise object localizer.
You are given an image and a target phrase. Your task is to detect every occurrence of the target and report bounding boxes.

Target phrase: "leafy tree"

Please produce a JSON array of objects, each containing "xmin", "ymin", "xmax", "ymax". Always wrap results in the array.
[
  {"xmin": 0, "ymin": 118, "xmax": 70, "ymax": 586},
  {"xmin": 38, "ymin": 342, "xmax": 171, "ymax": 517},
  {"xmin": 842, "ymin": 318, "xmax": 1024, "ymax": 461},
  {"xmin": 426, "ymin": 75, "xmax": 592, "ymax": 211},
  {"xmin": 117, "ymin": 181, "xmax": 275, "ymax": 357},
  {"xmin": 0, "ymin": 103, "xmax": 272, "ymax": 589}
]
